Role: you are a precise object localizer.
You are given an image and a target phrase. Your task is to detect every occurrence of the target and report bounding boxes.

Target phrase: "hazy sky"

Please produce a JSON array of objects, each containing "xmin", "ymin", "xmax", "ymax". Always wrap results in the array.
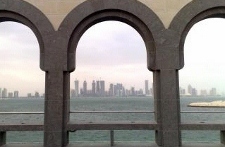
[{"xmin": 0, "ymin": 18, "xmax": 225, "ymax": 96}]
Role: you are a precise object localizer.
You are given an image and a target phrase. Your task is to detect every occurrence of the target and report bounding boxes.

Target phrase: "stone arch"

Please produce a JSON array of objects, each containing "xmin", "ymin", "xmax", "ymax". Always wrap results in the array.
[
  {"xmin": 59, "ymin": 0, "xmax": 165, "ymax": 72},
  {"xmin": 170, "ymin": 0, "xmax": 225, "ymax": 69},
  {"xmin": 0, "ymin": 0, "xmax": 55, "ymax": 71}
]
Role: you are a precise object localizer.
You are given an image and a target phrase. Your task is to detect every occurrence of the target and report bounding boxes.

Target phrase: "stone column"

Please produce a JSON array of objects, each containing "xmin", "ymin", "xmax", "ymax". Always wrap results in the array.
[
  {"xmin": 154, "ymin": 69, "xmax": 181, "ymax": 147},
  {"xmin": 221, "ymin": 131, "xmax": 225, "ymax": 144},
  {"xmin": 0, "ymin": 131, "xmax": 6, "ymax": 146},
  {"xmin": 44, "ymin": 71, "xmax": 70, "ymax": 147}
]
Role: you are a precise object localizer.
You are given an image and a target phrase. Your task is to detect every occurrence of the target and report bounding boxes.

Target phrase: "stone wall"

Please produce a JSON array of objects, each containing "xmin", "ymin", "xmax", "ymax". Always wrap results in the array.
[{"xmin": 22, "ymin": 0, "xmax": 193, "ymax": 29}]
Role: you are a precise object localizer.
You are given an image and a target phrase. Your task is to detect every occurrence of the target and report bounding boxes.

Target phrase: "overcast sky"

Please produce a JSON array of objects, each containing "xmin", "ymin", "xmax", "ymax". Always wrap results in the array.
[{"xmin": 0, "ymin": 18, "xmax": 225, "ymax": 96}]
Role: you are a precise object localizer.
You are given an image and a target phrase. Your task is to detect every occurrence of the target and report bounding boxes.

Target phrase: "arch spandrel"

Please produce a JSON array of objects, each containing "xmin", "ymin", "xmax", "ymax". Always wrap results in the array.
[
  {"xmin": 0, "ymin": 0, "xmax": 55, "ymax": 71},
  {"xmin": 170, "ymin": 0, "xmax": 225, "ymax": 69},
  {"xmin": 59, "ymin": 0, "xmax": 165, "ymax": 72}
]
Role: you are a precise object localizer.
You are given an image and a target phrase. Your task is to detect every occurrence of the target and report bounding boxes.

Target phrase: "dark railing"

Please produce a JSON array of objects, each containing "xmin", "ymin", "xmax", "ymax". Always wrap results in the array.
[{"xmin": 1, "ymin": 111, "xmax": 225, "ymax": 146}]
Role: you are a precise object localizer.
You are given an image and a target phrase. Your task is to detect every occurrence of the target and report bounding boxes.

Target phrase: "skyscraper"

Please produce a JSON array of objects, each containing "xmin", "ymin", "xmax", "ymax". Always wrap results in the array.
[
  {"xmin": 75, "ymin": 80, "xmax": 79, "ymax": 97},
  {"xmin": 188, "ymin": 84, "xmax": 192, "ymax": 95},
  {"xmin": 96, "ymin": 81, "xmax": 100, "ymax": 95},
  {"xmin": 109, "ymin": 83, "xmax": 114, "ymax": 96},
  {"xmin": 83, "ymin": 80, "xmax": 87, "ymax": 96},
  {"xmin": 92, "ymin": 80, "xmax": 96, "ymax": 95},
  {"xmin": 145, "ymin": 80, "xmax": 149, "ymax": 95},
  {"xmin": 2, "ymin": 88, "xmax": 7, "ymax": 98},
  {"xmin": 131, "ymin": 87, "xmax": 135, "ymax": 96},
  {"xmin": 100, "ymin": 80, "xmax": 105, "ymax": 96},
  {"xmin": 14, "ymin": 91, "xmax": 19, "ymax": 98}
]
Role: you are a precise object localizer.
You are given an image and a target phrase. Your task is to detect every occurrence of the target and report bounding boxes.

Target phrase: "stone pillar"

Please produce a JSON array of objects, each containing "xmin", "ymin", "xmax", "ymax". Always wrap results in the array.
[
  {"xmin": 154, "ymin": 70, "xmax": 181, "ymax": 147},
  {"xmin": 0, "ymin": 131, "xmax": 6, "ymax": 146},
  {"xmin": 221, "ymin": 131, "xmax": 225, "ymax": 144},
  {"xmin": 44, "ymin": 71, "xmax": 70, "ymax": 147},
  {"xmin": 110, "ymin": 130, "xmax": 114, "ymax": 146}
]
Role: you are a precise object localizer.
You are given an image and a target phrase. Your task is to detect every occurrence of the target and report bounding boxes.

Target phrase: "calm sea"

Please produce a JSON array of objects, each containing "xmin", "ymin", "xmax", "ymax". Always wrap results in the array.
[{"xmin": 0, "ymin": 97, "xmax": 225, "ymax": 143}]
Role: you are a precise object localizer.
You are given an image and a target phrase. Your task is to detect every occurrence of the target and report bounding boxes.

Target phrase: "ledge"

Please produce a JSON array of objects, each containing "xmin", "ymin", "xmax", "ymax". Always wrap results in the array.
[
  {"xmin": 0, "ymin": 123, "xmax": 43, "ymax": 131},
  {"xmin": 181, "ymin": 122, "xmax": 225, "ymax": 130},
  {"xmin": 67, "ymin": 121, "xmax": 158, "ymax": 131}
]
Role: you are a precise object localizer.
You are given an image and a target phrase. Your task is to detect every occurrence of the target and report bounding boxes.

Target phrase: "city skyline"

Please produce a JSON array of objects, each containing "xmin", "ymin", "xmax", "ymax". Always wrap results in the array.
[
  {"xmin": 0, "ymin": 87, "xmax": 43, "ymax": 98},
  {"xmin": 71, "ymin": 79, "xmax": 153, "ymax": 97},
  {"xmin": 0, "ymin": 81, "xmax": 221, "ymax": 98},
  {"xmin": 71, "ymin": 79, "xmax": 222, "ymax": 97},
  {"xmin": 0, "ymin": 19, "xmax": 225, "ymax": 95}
]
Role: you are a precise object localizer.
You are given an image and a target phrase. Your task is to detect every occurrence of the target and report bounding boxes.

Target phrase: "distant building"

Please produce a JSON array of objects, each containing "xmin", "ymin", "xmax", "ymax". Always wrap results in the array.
[
  {"xmin": 8, "ymin": 92, "xmax": 13, "ymax": 98},
  {"xmin": 74, "ymin": 80, "xmax": 79, "ymax": 97},
  {"xmin": 27, "ymin": 93, "xmax": 32, "ymax": 98},
  {"xmin": 145, "ymin": 80, "xmax": 149, "ymax": 95},
  {"xmin": 2, "ymin": 88, "xmax": 7, "ymax": 98},
  {"xmin": 71, "ymin": 89, "xmax": 75, "ymax": 98},
  {"xmin": 188, "ymin": 84, "xmax": 192, "ymax": 95},
  {"xmin": 96, "ymin": 81, "xmax": 100, "ymax": 95},
  {"xmin": 114, "ymin": 83, "xmax": 123, "ymax": 97},
  {"xmin": 131, "ymin": 87, "xmax": 135, "ymax": 96},
  {"xmin": 100, "ymin": 80, "xmax": 105, "ymax": 96},
  {"xmin": 14, "ymin": 91, "xmax": 19, "ymax": 98},
  {"xmin": 210, "ymin": 88, "xmax": 217, "ymax": 96},
  {"xmin": 122, "ymin": 87, "xmax": 126, "ymax": 97},
  {"xmin": 150, "ymin": 87, "xmax": 153, "ymax": 96},
  {"xmin": 92, "ymin": 80, "xmax": 96, "ymax": 95},
  {"xmin": 200, "ymin": 90, "xmax": 207, "ymax": 96},
  {"xmin": 137, "ymin": 89, "xmax": 144, "ymax": 96},
  {"xmin": 192, "ymin": 88, "xmax": 197, "ymax": 96},
  {"xmin": 179, "ymin": 87, "xmax": 186, "ymax": 95},
  {"xmin": 109, "ymin": 83, "xmax": 114, "ymax": 96},
  {"xmin": 83, "ymin": 80, "xmax": 87, "ymax": 95},
  {"xmin": 35, "ymin": 92, "xmax": 40, "ymax": 98}
]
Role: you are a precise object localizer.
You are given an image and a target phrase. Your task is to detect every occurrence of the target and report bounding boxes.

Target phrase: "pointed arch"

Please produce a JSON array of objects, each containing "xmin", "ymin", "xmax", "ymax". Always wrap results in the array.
[
  {"xmin": 170, "ymin": 0, "xmax": 225, "ymax": 69},
  {"xmin": 0, "ymin": 0, "xmax": 54, "ymax": 70},
  {"xmin": 59, "ymin": 0, "xmax": 165, "ymax": 71}
]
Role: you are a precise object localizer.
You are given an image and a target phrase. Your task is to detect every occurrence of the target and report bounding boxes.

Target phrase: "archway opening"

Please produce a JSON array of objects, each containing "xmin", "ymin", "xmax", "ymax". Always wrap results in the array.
[
  {"xmin": 180, "ymin": 18, "xmax": 225, "ymax": 142},
  {"xmin": 0, "ymin": 21, "xmax": 44, "ymax": 143},
  {"xmin": 69, "ymin": 21, "xmax": 154, "ymax": 143}
]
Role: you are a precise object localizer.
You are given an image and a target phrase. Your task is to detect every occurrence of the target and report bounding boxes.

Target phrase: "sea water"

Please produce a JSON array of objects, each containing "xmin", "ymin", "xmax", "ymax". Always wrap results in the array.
[{"xmin": 0, "ymin": 97, "xmax": 225, "ymax": 143}]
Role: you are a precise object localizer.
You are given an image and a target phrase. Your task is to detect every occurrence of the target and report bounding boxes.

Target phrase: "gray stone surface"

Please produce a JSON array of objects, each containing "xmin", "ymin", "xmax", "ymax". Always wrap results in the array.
[{"xmin": 1, "ymin": 0, "xmax": 225, "ymax": 146}]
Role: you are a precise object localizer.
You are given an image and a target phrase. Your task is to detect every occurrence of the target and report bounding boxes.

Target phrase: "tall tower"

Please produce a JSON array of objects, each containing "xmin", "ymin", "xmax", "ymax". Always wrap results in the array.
[
  {"xmin": 145, "ymin": 80, "xmax": 149, "ymax": 95},
  {"xmin": 92, "ymin": 80, "xmax": 96, "ymax": 95},
  {"xmin": 109, "ymin": 83, "xmax": 114, "ymax": 96},
  {"xmin": 74, "ymin": 80, "xmax": 79, "ymax": 97},
  {"xmin": 188, "ymin": 84, "xmax": 192, "ymax": 95},
  {"xmin": 83, "ymin": 80, "xmax": 87, "ymax": 96},
  {"xmin": 96, "ymin": 81, "xmax": 100, "ymax": 96},
  {"xmin": 100, "ymin": 80, "xmax": 105, "ymax": 96},
  {"xmin": 14, "ymin": 91, "xmax": 19, "ymax": 98},
  {"xmin": 2, "ymin": 88, "xmax": 7, "ymax": 98}
]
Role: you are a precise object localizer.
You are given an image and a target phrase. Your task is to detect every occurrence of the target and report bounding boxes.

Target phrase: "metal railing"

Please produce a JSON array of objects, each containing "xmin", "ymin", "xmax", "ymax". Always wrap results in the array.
[
  {"xmin": 1, "ymin": 110, "xmax": 225, "ymax": 114},
  {"xmin": 0, "ymin": 112, "xmax": 44, "ymax": 114},
  {"xmin": 181, "ymin": 111, "xmax": 225, "ymax": 113},
  {"xmin": 1, "ymin": 110, "xmax": 225, "ymax": 146},
  {"xmin": 70, "ymin": 110, "xmax": 154, "ymax": 113}
]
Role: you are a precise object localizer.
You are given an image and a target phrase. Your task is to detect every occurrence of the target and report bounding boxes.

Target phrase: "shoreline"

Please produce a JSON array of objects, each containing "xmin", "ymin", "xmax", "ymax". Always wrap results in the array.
[{"xmin": 188, "ymin": 100, "xmax": 225, "ymax": 108}]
